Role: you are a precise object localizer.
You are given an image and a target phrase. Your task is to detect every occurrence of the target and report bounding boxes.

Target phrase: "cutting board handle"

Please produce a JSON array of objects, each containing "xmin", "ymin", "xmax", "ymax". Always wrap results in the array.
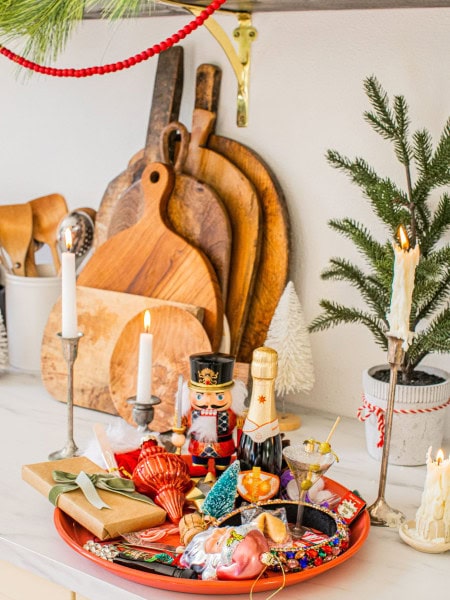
[
  {"xmin": 140, "ymin": 162, "xmax": 176, "ymax": 223},
  {"xmin": 160, "ymin": 121, "xmax": 190, "ymax": 173},
  {"xmin": 143, "ymin": 46, "xmax": 184, "ymax": 163},
  {"xmin": 195, "ymin": 64, "xmax": 222, "ymax": 113}
]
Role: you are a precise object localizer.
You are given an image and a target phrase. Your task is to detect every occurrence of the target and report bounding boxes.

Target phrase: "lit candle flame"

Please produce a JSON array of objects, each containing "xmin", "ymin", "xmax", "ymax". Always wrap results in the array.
[
  {"xmin": 435, "ymin": 449, "xmax": 444, "ymax": 465},
  {"xmin": 144, "ymin": 310, "xmax": 151, "ymax": 333},
  {"xmin": 398, "ymin": 225, "xmax": 410, "ymax": 251},
  {"xmin": 64, "ymin": 228, "xmax": 73, "ymax": 252}
]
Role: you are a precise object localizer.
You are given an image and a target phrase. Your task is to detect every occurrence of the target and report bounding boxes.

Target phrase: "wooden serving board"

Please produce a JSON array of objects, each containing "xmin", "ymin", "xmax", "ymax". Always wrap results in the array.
[
  {"xmin": 198, "ymin": 64, "xmax": 290, "ymax": 362},
  {"xmin": 109, "ymin": 121, "xmax": 232, "ymax": 303},
  {"xmin": 41, "ymin": 286, "xmax": 203, "ymax": 414},
  {"xmin": 109, "ymin": 306, "xmax": 212, "ymax": 432},
  {"xmin": 92, "ymin": 46, "xmax": 184, "ymax": 251},
  {"xmin": 77, "ymin": 162, "xmax": 223, "ymax": 350},
  {"xmin": 184, "ymin": 68, "xmax": 262, "ymax": 356}
]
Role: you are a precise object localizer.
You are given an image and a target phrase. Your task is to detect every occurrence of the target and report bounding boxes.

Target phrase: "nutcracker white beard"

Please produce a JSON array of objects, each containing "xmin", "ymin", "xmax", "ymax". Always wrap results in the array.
[{"xmin": 190, "ymin": 413, "xmax": 218, "ymax": 442}]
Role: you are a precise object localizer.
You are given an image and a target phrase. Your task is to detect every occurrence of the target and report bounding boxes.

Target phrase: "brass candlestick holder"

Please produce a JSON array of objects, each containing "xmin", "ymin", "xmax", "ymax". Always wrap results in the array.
[
  {"xmin": 49, "ymin": 332, "xmax": 83, "ymax": 461},
  {"xmin": 127, "ymin": 395, "xmax": 161, "ymax": 437},
  {"xmin": 368, "ymin": 335, "xmax": 406, "ymax": 527},
  {"xmin": 171, "ymin": 424, "xmax": 186, "ymax": 455}
]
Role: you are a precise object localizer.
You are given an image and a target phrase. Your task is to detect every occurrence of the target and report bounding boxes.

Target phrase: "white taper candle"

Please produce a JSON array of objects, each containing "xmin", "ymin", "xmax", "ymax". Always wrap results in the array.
[
  {"xmin": 136, "ymin": 310, "xmax": 153, "ymax": 404},
  {"xmin": 61, "ymin": 228, "xmax": 77, "ymax": 338},
  {"xmin": 387, "ymin": 226, "xmax": 420, "ymax": 350}
]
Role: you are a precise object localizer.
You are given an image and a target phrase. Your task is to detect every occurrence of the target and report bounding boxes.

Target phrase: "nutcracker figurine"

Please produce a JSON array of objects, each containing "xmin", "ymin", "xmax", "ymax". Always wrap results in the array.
[{"xmin": 181, "ymin": 352, "xmax": 247, "ymax": 475}]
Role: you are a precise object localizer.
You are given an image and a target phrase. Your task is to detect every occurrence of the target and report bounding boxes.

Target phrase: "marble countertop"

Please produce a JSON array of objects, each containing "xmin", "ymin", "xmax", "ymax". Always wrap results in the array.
[{"xmin": 0, "ymin": 370, "xmax": 448, "ymax": 599}]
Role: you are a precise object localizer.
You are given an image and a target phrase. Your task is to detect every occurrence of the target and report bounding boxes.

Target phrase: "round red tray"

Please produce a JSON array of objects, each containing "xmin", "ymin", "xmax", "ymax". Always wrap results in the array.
[{"xmin": 54, "ymin": 477, "xmax": 370, "ymax": 595}]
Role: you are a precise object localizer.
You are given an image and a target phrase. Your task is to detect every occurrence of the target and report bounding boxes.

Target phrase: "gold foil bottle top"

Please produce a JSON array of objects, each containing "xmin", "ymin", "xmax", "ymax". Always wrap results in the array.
[{"xmin": 251, "ymin": 346, "xmax": 278, "ymax": 379}]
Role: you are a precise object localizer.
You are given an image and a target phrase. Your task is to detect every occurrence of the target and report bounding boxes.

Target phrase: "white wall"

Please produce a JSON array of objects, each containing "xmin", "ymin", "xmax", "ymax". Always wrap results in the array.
[{"xmin": 0, "ymin": 7, "xmax": 449, "ymax": 429}]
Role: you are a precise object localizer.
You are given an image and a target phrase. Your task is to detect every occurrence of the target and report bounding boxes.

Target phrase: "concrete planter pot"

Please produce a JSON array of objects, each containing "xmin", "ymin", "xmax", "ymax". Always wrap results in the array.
[{"xmin": 361, "ymin": 365, "xmax": 450, "ymax": 466}]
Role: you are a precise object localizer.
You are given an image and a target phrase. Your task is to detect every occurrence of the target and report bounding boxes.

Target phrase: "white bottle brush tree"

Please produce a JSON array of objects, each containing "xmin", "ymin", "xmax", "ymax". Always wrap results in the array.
[
  {"xmin": 265, "ymin": 281, "xmax": 315, "ymax": 430},
  {"xmin": 0, "ymin": 312, "xmax": 8, "ymax": 373}
]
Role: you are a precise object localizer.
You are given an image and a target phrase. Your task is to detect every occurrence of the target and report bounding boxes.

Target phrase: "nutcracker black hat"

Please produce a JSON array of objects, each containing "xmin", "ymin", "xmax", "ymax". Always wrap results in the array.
[{"xmin": 188, "ymin": 352, "xmax": 235, "ymax": 391}]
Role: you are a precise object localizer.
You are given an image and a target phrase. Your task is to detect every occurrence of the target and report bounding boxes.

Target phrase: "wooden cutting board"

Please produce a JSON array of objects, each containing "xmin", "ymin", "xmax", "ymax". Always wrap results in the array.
[
  {"xmin": 108, "ymin": 121, "xmax": 232, "ymax": 303},
  {"xmin": 41, "ymin": 286, "xmax": 204, "ymax": 414},
  {"xmin": 77, "ymin": 162, "xmax": 223, "ymax": 350},
  {"xmin": 184, "ymin": 68, "xmax": 262, "ymax": 356},
  {"xmin": 197, "ymin": 64, "xmax": 290, "ymax": 362},
  {"xmin": 109, "ymin": 306, "xmax": 212, "ymax": 433},
  {"xmin": 92, "ymin": 46, "xmax": 184, "ymax": 251}
]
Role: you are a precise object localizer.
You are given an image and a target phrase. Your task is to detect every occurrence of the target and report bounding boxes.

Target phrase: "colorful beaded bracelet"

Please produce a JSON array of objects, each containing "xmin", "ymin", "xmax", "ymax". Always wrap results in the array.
[{"xmin": 217, "ymin": 500, "xmax": 350, "ymax": 574}]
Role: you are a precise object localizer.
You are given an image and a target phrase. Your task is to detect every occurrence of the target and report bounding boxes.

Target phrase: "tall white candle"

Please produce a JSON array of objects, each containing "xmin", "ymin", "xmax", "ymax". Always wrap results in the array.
[
  {"xmin": 61, "ymin": 228, "xmax": 78, "ymax": 338},
  {"xmin": 387, "ymin": 226, "xmax": 420, "ymax": 350},
  {"xmin": 136, "ymin": 310, "xmax": 153, "ymax": 404}
]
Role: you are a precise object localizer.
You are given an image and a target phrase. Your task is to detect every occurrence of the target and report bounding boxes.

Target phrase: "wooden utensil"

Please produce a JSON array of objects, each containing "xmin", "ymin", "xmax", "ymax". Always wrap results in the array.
[
  {"xmin": 77, "ymin": 162, "xmax": 223, "ymax": 350},
  {"xmin": 76, "ymin": 207, "xmax": 97, "ymax": 224},
  {"xmin": 198, "ymin": 64, "xmax": 290, "ymax": 362},
  {"xmin": 109, "ymin": 306, "xmax": 212, "ymax": 432},
  {"xmin": 112, "ymin": 121, "xmax": 232, "ymax": 301},
  {"xmin": 0, "ymin": 203, "xmax": 36, "ymax": 276},
  {"xmin": 29, "ymin": 193, "xmax": 68, "ymax": 273},
  {"xmin": 183, "ymin": 68, "xmax": 262, "ymax": 356},
  {"xmin": 41, "ymin": 286, "xmax": 204, "ymax": 414},
  {"xmin": 92, "ymin": 46, "xmax": 184, "ymax": 251}
]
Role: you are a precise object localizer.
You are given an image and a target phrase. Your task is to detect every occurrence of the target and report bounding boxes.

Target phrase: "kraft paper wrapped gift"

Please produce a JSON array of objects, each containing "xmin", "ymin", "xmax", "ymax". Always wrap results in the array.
[{"xmin": 22, "ymin": 456, "xmax": 167, "ymax": 540}]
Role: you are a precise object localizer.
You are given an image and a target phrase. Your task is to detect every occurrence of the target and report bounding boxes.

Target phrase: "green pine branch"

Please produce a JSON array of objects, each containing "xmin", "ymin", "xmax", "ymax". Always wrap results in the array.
[
  {"xmin": 413, "ymin": 249, "xmax": 450, "ymax": 323},
  {"xmin": 418, "ymin": 194, "xmax": 450, "ymax": 256},
  {"xmin": 326, "ymin": 152, "xmax": 411, "ymax": 231},
  {"xmin": 406, "ymin": 306, "xmax": 450, "ymax": 371},
  {"xmin": 311, "ymin": 76, "xmax": 450, "ymax": 374},
  {"xmin": 308, "ymin": 300, "xmax": 388, "ymax": 350},
  {"xmin": 322, "ymin": 258, "xmax": 390, "ymax": 324},
  {"xmin": 328, "ymin": 218, "xmax": 393, "ymax": 286},
  {"xmin": 364, "ymin": 76, "xmax": 412, "ymax": 168}
]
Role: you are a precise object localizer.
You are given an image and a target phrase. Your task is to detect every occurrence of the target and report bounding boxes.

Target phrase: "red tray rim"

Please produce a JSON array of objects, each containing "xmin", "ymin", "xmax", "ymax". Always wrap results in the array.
[{"xmin": 54, "ymin": 476, "xmax": 370, "ymax": 595}]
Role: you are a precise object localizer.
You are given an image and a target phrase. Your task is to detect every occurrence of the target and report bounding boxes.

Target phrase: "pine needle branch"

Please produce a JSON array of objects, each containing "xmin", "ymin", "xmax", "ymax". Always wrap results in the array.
[
  {"xmin": 312, "ymin": 76, "xmax": 450, "ymax": 372},
  {"xmin": 322, "ymin": 258, "xmax": 390, "ymax": 324},
  {"xmin": 308, "ymin": 300, "xmax": 388, "ymax": 350},
  {"xmin": 406, "ymin": 305, "xmax": 450, "ymax": 371}
]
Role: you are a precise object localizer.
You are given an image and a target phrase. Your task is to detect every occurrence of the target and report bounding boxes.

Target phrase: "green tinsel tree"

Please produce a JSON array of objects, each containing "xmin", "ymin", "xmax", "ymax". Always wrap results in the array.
[
  {"xmin": 309, "ymin": 76, "xmax": 450, "ymax": 382},
  {"xmin": 201, "ymin": 460, "xmax": 240, "ymax": 520}
]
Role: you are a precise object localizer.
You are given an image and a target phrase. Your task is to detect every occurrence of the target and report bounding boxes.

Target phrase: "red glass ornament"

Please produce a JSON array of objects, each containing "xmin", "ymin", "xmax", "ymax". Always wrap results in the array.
[{"xmin": 132, "ymin": 452, "xmax": 192, "ymax": 524}]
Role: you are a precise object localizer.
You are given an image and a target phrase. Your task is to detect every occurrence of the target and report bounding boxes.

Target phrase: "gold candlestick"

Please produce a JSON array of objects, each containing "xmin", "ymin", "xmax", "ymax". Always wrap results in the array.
[
  {"xmin": 368, "ymin": 335, "xmax": 406, "ymax": 527},
  {"xmin": 49, "ymin": 332, "xmax": 83, "ymax": 460}
]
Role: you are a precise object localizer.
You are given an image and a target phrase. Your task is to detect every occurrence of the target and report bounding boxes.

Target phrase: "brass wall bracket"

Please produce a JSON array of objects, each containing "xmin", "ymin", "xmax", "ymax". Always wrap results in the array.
[{"xmin": 162, "ymin": 2, "xmax": 257, "ymax": 126}]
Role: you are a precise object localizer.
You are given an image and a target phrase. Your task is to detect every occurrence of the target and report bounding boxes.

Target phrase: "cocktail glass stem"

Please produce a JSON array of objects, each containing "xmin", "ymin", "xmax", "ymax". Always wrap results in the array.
[{"xmin": 291, "ymin": 489, "xmax": 307, "ymax": 538}]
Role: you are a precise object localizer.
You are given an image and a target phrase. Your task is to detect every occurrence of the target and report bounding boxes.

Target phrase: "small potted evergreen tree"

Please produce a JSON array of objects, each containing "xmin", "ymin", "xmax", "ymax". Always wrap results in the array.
[{"xmin": 309, "ymin": 76, "xmax": 450, "ymax": 465}]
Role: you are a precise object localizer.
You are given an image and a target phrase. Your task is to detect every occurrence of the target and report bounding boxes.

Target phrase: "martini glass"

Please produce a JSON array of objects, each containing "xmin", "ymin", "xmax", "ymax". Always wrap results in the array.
[{"xmin": 283, "ymin": 442, "xmax": 336, "ymax": 538}]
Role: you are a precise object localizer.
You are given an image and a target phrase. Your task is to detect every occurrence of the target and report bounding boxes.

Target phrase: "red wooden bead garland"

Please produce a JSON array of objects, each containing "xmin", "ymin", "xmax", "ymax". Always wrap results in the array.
[{"xmin": 0, "ymin": 0, "xmax": 225, "ymax": 77}]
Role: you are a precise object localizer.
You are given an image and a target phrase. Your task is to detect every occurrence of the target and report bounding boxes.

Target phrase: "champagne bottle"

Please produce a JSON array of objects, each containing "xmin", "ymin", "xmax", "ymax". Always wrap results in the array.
[{"xmin": 237, "ymin": 346, "xmax": 283, "ymax": 475}]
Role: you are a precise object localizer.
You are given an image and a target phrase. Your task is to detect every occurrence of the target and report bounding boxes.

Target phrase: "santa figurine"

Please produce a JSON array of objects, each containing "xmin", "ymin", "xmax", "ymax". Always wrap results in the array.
[
  {"xmin": 180, "ymin": 352, "xmax": 247, "ymax": 476},
  {"xmin": 180, "ymin": 523, "xmax": 273, "ymax": 580}
]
